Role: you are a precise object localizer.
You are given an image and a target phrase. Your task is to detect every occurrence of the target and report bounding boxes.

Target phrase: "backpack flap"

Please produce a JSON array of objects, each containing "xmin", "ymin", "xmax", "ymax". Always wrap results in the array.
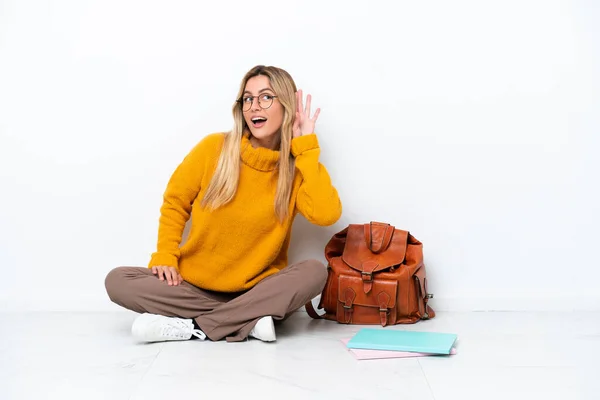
[{"xmin": 341, "ymin": 222, "xmax": 409, "ymax": 293}]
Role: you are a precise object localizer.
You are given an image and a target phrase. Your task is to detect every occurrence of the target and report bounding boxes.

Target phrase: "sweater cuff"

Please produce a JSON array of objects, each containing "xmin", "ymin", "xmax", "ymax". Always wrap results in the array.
[
  {"xmin": 291, "ymin": 134, "xmax": 319, "ymax": 156},
  {"xmin": 148, "ymin": 252, "xmax": 179, "ymax": 270}
]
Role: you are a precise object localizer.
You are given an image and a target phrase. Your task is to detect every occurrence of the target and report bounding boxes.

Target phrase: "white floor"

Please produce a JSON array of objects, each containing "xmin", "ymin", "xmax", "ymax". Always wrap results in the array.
[{"xmin": 1, "ymin": 310, "xmax": 598, "ymax": 400}]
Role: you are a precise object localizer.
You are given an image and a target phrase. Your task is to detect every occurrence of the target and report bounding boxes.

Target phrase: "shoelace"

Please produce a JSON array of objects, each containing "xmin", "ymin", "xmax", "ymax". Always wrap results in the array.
[
  {"xmin": 191, "ymin": 329, "xmax": 207, "ymax": 340},
  {"xmin": 161, "ymin": 319, "xmax": 206, "ymax": 340}
]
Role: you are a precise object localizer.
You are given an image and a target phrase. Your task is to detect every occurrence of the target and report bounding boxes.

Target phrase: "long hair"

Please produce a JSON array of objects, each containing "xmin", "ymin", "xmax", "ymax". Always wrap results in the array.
[{"xmin": 200, "ymin": 65, "xmax": 297, "ymax": 222}]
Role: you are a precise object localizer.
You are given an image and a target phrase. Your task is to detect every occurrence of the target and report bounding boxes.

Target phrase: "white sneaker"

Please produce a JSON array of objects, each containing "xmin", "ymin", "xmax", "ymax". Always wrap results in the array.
[
  {"xmin": 131, "ymin": 313, "xmax": 206, "ymax": 342},
  {"xmin": 249, "ymin": 316, "xmax": 276, "ymax": 342}
]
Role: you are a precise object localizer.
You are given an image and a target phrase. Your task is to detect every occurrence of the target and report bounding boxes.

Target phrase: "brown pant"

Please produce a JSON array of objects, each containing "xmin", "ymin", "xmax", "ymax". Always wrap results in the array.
[{"xmin": 104, "ymin": 259, "xmax": 327, "ymax": 342}]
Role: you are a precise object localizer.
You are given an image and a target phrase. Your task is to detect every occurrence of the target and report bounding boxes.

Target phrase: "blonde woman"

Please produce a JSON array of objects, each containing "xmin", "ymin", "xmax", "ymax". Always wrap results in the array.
[{"xmin": 105, "ymin": 65, "xmax": 342, "ymax": 343}]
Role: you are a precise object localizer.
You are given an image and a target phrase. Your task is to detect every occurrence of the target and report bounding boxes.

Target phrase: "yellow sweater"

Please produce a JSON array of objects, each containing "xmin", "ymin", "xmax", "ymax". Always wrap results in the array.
[{"xmin": 148, "ymin": 132, "xmax": 342, "ymax": 292}]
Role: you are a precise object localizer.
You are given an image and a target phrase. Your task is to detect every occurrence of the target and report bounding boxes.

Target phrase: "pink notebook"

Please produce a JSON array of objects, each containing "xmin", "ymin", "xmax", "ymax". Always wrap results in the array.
[{"xmin": 341, "ymin": 338, "xmax": 457, "ymax": 360}]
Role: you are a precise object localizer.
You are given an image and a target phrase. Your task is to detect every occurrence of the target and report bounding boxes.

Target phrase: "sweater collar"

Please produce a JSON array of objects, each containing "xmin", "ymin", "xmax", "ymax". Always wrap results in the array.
[{"xmin": 240, "ymin": 132, "xmax": 280, "ymax": 172}]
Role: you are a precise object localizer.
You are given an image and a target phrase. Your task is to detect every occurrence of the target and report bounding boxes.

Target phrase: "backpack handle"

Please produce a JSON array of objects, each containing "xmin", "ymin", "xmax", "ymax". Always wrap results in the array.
[{"xmin": 364, "ymin": 222, "xmax": 395, "ymax": 254}]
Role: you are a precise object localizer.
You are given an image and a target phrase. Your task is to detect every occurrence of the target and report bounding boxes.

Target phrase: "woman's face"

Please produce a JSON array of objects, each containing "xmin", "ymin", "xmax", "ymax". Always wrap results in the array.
[{"xmin": 241, "ymin": 75, "xmax": 284, "ymax": 148}]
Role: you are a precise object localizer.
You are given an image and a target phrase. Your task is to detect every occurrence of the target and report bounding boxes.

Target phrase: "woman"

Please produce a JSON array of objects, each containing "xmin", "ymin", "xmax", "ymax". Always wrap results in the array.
[{"xmin": 105, "ymin": 65, "xmax": 342, "ymax": 343}]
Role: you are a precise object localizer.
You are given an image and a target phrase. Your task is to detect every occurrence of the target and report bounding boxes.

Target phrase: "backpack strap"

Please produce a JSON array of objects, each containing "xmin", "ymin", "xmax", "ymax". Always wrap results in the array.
[
  {"xmin": 414, "ymin": 275, "xmax": 434, "ymax": 319},
  {"xmin": 304, "ymin": 301, "xmax": 323, "ymax": 319}
]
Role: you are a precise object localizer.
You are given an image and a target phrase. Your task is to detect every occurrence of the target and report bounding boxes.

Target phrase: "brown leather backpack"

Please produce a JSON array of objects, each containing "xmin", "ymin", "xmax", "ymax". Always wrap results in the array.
[{"xmin": 305, "ymin": 221, "xmax": 435, "ymax": 326}]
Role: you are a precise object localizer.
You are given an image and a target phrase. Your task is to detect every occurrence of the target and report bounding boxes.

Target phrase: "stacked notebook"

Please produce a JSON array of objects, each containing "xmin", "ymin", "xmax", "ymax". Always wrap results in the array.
[{"xmin": 342, "ymin": 328, "xmax": 458, "ymax": 360}]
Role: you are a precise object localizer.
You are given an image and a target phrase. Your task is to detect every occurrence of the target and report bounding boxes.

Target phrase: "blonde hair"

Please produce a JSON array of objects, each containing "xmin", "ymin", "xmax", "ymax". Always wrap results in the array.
[{"xmin": 201, "ymin": 65, "xmax": 297, "ymax": 222}]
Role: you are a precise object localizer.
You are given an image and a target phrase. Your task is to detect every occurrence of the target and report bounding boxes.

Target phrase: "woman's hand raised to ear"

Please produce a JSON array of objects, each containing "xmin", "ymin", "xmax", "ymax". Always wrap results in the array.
[
  {"xmin": 293, "ymin": 89, "xmax": 321, "ymax": 138},
  {"xmin": 152, "ymin": 265, "xmax": 183, "ymax": 286}
]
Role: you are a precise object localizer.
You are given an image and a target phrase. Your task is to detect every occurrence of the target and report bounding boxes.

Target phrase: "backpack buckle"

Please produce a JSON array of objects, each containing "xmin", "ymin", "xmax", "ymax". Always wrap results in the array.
[{"xmin": 361, "ymin": 271, "xmax": 373, "ymax": 282}]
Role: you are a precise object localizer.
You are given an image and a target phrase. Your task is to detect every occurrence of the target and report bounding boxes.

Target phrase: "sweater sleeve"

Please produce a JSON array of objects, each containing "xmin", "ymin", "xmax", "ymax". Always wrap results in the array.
[
  {"xmin": 148, "ymin": 138, "xmax": 212, "ymax": 270},
  {"xmin": 292, "ymin": 134, "xmax": 342, "ymax": 226}
]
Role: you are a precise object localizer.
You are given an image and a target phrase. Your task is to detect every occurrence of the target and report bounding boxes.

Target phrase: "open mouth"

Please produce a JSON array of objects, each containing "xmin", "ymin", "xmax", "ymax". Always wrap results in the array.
[{"xmin": 251, "ymin": 117, "xmax": 267, "ymax": 128}]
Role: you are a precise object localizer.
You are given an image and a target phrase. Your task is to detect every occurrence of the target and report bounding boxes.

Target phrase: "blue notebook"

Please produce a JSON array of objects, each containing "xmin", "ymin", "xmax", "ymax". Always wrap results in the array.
[{"xmin": 346, "ymin": 328, "xmax": 457, "ymax": 355}]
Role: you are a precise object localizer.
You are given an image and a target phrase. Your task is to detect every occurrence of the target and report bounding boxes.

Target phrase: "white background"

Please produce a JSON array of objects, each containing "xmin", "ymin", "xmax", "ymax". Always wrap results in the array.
[{"xmin": 1, "ymin": 0, "xmax": 598, "ymax": 312}]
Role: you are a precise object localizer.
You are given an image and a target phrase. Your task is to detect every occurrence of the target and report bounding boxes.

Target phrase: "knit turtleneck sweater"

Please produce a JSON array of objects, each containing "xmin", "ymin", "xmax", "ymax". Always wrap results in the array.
[{"xmin": 148, "ymin": 132, "xmax": 342, "ymax": 292}]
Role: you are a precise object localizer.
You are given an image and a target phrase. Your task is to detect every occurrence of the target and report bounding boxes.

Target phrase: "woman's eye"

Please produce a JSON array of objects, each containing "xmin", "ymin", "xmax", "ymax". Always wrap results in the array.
[
  {"xmin": 261, "ymin": 95, "xmax": 273, "ymax": 101},
  {"xmin": 243, "ymin": 97, "xmax": 253, "ymax": 103}
]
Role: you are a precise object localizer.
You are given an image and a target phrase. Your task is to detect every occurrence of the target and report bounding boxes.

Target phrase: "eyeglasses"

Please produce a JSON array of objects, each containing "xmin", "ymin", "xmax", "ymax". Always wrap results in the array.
[{"xmin": 237, "ymin": 94, "xmax": 278, "ymax": 112}]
